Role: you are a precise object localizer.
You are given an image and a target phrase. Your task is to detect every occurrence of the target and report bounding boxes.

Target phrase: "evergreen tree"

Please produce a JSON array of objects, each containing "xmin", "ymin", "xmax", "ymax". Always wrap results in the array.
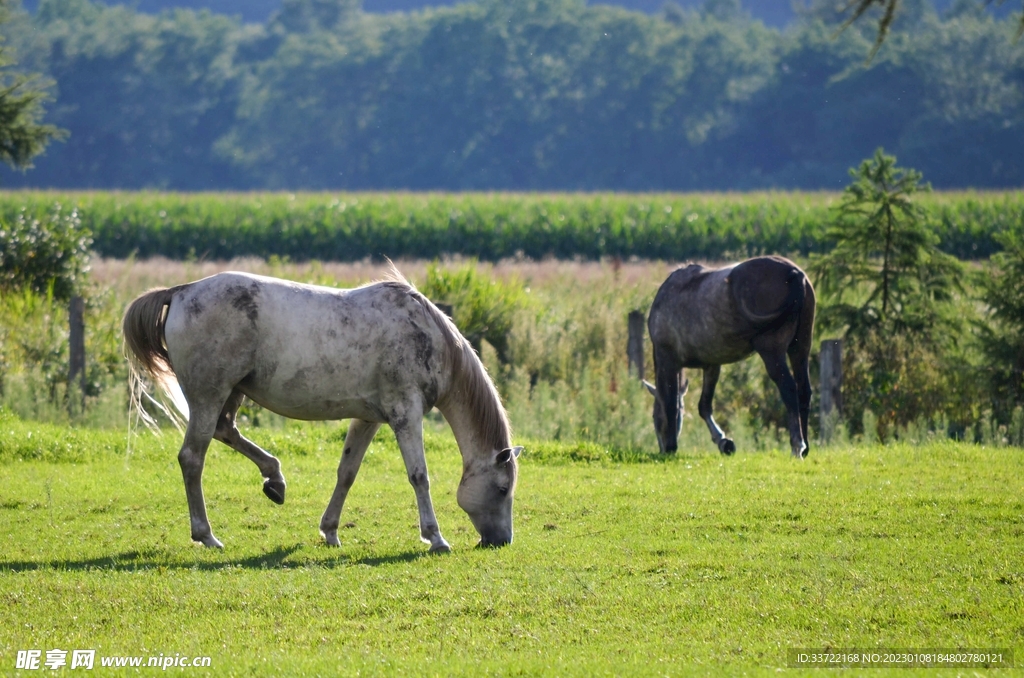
[
  {"xmin": 0, "ymin": 0, "xmax": 64, "ymax": 174},
  {"xmin": 810, "ymin": 149, "xmax": 967, "ymax": 436},
  {"xmin": 812, "ymin": 148, "xmax": 963, "ymax": 336}
]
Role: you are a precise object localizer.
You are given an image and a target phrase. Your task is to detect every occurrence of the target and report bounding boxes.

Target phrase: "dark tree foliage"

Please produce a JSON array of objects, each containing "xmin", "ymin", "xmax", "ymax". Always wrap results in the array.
[
  {"xmin": 0, "ymin": 0, "xmax": 64, "ymax": 174},
  {"xmin": 833, "ymin": 0, "xmax": 1024, "ymax": 58},
  {"xmin": 978, "ymin": 229, "xmax": 1024, "ymax": 419},
  {"xmin": 2, "ymin": 0, "xmax": 1023, "ymax": 190},
  {"xmin": 14, "ymin": 0, "xmax": 244, "ymax": 189}
]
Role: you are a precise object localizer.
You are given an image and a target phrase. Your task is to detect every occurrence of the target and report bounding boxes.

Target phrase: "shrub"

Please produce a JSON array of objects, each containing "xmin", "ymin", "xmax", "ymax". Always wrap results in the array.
[
  {"xmin": 420, "ymin": 261, "xmax": 527, "ymax": 363},
  {"xmin": 0, "ymin": 202, "xmax": 91, "ymax": 300}
]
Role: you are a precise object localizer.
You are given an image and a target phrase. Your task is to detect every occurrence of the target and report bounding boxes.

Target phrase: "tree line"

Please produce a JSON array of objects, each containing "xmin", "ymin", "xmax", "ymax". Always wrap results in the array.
[{"xmin": 1, "ymin": 0, "xmax": 1023, "ymax": 191}]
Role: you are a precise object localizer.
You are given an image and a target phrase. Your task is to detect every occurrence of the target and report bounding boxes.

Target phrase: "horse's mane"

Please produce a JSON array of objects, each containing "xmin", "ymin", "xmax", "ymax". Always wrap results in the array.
[{"xmin": 377, "ymin": 265, "xmax": 512, "ymax": 451}]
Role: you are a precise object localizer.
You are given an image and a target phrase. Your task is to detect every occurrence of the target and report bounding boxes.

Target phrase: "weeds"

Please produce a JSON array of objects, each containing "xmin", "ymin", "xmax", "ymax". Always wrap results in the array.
[{"xmin": 1, "ymin": 256, "xmax": 1022, "ymax": 450}]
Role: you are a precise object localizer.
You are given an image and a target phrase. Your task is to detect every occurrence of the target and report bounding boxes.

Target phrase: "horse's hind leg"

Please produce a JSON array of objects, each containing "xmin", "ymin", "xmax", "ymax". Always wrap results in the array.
[
  {"xmin": 320, "ymin": 419, "xmax": 380, "ymax": 547},
  {"xmin": 758, "ymin": 347, "xmax": 807, "ymax": 458},
  {"xmin": 178, "ymin": 405, "xmax": 223, "ymax": 548},
  {"xmin": 789, "ymin": 282, "xmax": 815, "ymax": 456},
  {"xmin": 699, "ymin": 365, "xmax": 735, "ymax": 455},
  {"xmin": 214, "ymin": 389, "xmax": 287, "ymax": 504},
  {"xmin": 788, "ymin": 343, "xmax": 812, "ymax": 457}
]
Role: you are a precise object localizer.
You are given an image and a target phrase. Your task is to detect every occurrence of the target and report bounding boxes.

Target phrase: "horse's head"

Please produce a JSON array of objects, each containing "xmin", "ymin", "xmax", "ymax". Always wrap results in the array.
[
  {"xmin": 644, "ymin": 376, "xmax": 688, "ymax": 453},
  {"xmin": 457, "ymin": 446, "xmax": 522, "ymax": 547}
]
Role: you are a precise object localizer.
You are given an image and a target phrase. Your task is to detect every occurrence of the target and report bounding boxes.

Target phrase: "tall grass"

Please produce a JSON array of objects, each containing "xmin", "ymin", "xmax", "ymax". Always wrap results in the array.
[{"xmin": 4, "ymin": 256, "xmax": 1019, "ymax": 452}]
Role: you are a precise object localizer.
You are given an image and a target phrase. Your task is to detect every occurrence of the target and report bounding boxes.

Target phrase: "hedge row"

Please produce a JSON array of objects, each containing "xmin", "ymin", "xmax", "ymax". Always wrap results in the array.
[{"xmin": 0, "ymin": 191, "xmax": 1019, "ymax": 262}]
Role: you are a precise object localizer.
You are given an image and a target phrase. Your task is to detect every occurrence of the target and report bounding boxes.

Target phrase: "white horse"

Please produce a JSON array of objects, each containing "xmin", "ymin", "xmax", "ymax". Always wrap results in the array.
[{"xmin": 122, "ymin": 270, "xmax": 521, "ymax": 551}]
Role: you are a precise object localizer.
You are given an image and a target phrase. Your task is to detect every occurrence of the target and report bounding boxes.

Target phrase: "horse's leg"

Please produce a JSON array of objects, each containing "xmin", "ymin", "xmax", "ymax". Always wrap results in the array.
[
  {"xmin": 757, "ymin": 346, "xmax": 806, "ymax": 458},
  {"xmin": 699, "ymin": 365, "xmax": 735, "ymax": 455},
  {"xmin": 390, "ymin": 405, "xmax": 450, "ymax": 553},
  {"xmin": 319, "ymin": 419, "xmax": 381, "ymax": 547},
  {"xmin": 789, "ymin": 280, "xmax": 815, "ymax": 456},
  {"xmin": 788, "ymin": 343, "xmax": 812, "ymax": 457},
  {"xmin": 177, "ymin": 404, "xmax": 223, "ymax": 548},
  {"xmin": 652, "ymin": 345, "xmax": 683, "ymax": 453},
  {"xmin": 213, "ymin": 389, "xmax": 287, "ymax": 504}
]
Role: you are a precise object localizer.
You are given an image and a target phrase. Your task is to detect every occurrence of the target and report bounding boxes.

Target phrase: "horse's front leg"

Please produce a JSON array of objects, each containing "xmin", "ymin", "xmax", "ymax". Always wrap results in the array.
[
  {"xmin": 390, "ymin": 406, "xmax": 450, "ymax": 553},
  {"xmin": 214, "ymin": 390, "xmax": 287, "ymax": 504},
  {"xmin": 699, "ymin": 365, "xmax": 735, "ymax": 454},
  {"xmin": 178, "ymin": 410, "xmax": 223, "ymax": 548},
  {"xmin": 319, "ymin": 419, "xmax": 381, "ymax": 547}
]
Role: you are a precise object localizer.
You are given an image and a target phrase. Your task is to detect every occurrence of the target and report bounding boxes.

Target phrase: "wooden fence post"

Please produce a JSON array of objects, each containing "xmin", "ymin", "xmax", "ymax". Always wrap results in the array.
[
  {"xmin": 627, "ymin": 310, "xmax": 645, "ymax": 380},
  {"xmin": 68, "ymin": 295, "xmax": 86, "ymax": 414},
  {"xmin": 819, "ymin": 339, "xmax": 842, "ymax": 439}
]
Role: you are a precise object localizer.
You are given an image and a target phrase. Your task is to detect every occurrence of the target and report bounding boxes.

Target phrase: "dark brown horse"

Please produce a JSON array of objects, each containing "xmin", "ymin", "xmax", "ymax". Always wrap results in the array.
[{"xmin": 644, "ymin": 256, "xmax": 815, "ymax": 457}]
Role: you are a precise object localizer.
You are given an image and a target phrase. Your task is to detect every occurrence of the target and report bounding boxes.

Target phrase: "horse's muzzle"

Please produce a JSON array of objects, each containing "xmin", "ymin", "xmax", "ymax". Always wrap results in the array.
[{"xmin": 477, "ymin": 533, "xmax": 512, "ymax": 548}]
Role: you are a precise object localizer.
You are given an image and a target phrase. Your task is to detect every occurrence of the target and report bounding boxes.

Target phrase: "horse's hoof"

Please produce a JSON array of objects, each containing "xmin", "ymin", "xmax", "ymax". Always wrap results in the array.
[
  {"xmin": 719, "ymin": 439, "xmax": 736, "ymax": 455},
  {"xmin": 194, "ymin": 534, "xmax": 224, "ymax": 549},
  {"xmin": 429, "ymin": 540, "xmax": 451, "ymax": 554},
  {"xmin": 320, "ymin": 531, "xmax": 340, "ymax": 547},
  {"xmin": 263, "ymin": 479, "xmax": 286, "ymax": 505}
]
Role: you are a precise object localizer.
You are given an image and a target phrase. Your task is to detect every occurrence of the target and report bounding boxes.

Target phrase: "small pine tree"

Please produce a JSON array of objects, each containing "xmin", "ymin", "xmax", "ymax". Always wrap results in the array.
[
  {"xmin": 811, "ymin": 148, "xmax": 963, "ymax": 339},
  {"xmin": 810, "ymin": 148, "xmax": 966, "ymax": 436}
]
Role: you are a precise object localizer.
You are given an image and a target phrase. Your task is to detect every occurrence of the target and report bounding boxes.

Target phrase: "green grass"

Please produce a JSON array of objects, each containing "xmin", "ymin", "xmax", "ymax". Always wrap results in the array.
[{"xmin": 1, "ymin": 413, "xmax": 1022, "ymax": 675}]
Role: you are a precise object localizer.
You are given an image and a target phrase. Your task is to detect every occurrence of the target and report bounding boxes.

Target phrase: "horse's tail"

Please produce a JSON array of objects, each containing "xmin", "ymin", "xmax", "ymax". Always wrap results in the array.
[
  {"xmin": 737, "ymin": 267, "xmax": 807, "ymax": 327},
  {"xmin": 123, "ymin": 287, "xmax": 176, "ymax": 380},
  {"xmin": 122, "ymin": 286, "xmax": 189, "ymax": 427}
]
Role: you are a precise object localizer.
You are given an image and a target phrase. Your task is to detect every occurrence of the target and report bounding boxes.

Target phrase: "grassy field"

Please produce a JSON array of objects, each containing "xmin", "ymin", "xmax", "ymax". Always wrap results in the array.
[{"xmin": 1, "ymin": 411, "xmax": 1021, "ymax": 676}]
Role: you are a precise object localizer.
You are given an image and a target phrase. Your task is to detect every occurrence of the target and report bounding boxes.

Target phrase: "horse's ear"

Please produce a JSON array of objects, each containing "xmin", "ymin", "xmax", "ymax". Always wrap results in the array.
[
  {"xmin": 496, "ymin": 446, "xmax": 522, "ymax": 465},
  {"xmin": 642, "ymin": 380, "xmax": 657, "ymax": 397}
]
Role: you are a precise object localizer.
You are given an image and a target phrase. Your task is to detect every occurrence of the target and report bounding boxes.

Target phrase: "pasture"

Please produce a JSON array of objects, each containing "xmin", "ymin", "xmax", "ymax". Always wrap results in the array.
[
  {"xmin": 1, "ymin": 246, "xmax": 1022, "ymax": 674},
  {"xmin": 1, "ymin": 412, "xmax": 1021, "ymax": 675}
]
